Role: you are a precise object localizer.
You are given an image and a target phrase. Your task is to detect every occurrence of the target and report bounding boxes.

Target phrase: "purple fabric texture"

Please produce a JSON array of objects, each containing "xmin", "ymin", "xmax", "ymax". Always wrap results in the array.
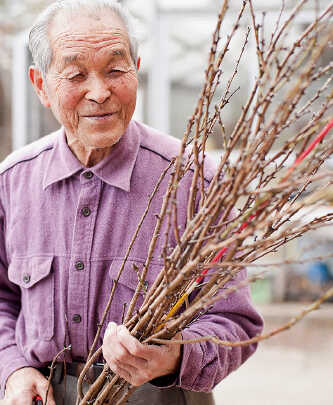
[{"xmin": 0, "ymin": 120, "xmax": 263, "ymax": 397}]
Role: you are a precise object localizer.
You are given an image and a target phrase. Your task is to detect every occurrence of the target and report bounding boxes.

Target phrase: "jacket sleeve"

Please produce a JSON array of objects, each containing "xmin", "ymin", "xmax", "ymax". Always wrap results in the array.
[
  {"xmin": 177, "ymin": 268, "xmax": 263, "ymax": 392},
  {"xmin": 174, "ymin": 164, "xmax": 263, "ymax": 391},
  {"xmin": 0, "ymin": 190, "xmax": 30, "ymax": 398}
]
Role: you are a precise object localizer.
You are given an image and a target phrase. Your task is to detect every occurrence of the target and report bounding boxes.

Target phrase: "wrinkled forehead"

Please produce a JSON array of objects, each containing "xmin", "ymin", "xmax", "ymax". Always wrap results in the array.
[{"xmin": 49, "ymin": 9, "xmax": 131, "ymax": 56}]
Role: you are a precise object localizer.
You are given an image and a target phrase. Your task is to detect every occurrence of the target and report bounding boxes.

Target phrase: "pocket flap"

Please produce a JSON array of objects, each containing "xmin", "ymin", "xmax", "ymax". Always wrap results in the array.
[
  {"xmin": 8, "ymin": 256, "xmax": 54, "ymax": 288},
  {"xmin": 109, "ymin": 259, "xmax": 162, "ymax": 292}
]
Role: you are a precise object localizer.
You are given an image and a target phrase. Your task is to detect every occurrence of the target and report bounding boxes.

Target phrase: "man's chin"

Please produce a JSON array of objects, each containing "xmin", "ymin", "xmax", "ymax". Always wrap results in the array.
[{"xmin": 82, "ymin": 131, "xmax": 124, "ymax": 150}]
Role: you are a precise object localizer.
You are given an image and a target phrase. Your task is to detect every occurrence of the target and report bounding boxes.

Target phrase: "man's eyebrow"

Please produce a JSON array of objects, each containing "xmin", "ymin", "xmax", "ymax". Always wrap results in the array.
[
  {"xmin": 61, "ymin": 54, "xmax": 80, "ymax": 67},
  {"xmin": 111, "ymin": 49, "xmax": 126, "ymax": 58},
  {"xmin": 59, "ymin": 49, "xmax": 128, "ymax": 69}
]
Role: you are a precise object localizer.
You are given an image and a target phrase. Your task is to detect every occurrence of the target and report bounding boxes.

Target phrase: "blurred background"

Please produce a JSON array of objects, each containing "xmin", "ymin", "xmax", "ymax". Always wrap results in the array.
[{"xmin": 0, "ymin": 0, "xmax": 332, "ymax": 403}]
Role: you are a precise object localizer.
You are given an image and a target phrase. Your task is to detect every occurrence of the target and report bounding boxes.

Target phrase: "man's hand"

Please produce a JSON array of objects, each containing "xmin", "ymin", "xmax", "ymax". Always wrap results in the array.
[
  {"xmin": 102, "ymin": 322, "xmax": 181, "ymax": 386},
  {"xmin": 3, "ymin": 367, "xmax": 56, "ymax": 405}
]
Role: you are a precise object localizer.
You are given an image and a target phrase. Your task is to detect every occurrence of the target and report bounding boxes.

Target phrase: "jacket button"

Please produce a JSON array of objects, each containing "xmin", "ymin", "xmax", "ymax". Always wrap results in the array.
[
  {"xmin": 75, "ymin": 261, "xmax": 85, "ymax": 271},
  {"xmin": 73, "ymin": 314, "xmax": 82, "ymax": 323},
  {"xmin": 23, "ymin": 274, "xmax": 31, "ymax": 284},
  {"xmin": 81, "ymin": 207, "xmax": 91, "ymax": 217},
  {"xmin": 84, "ymin": 171, "xmax": 93, "ymax": 179}
]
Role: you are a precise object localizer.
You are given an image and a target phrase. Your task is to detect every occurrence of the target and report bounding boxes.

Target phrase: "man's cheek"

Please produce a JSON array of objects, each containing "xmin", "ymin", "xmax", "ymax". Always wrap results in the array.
[
  {"xmin": 62, "ymin": 90, "xmax": 81, "ymax": 109},
  {"xmin": 53, "ymin": 96, "xmax": 78, "ymax": 128},
  {"xmin": 115, "ymin": 77, "xmax": 137, "ymax": 103}
]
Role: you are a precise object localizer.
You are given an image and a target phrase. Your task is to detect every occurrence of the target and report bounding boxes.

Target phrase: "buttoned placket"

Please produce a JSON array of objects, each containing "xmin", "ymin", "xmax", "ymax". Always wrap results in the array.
[{"xmin": 67, "ymin": 171, "xmax": 102, "ymax": 358}]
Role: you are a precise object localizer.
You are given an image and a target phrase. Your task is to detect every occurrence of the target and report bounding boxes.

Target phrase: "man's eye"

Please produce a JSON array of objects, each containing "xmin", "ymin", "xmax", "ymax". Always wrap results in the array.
[
  {"xmin": 108, "ymin": 69, "xmax": 124, "ymax": 76},
  {"xmin": 68, "ymin": 73, "xmax": 85, "ymax": 81}
]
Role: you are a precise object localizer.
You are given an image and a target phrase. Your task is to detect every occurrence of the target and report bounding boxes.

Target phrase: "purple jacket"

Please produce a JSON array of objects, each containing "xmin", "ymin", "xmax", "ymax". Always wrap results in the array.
[{"xmin": 0, "ymin": 120, "xmax": 263, "ymax": 397}]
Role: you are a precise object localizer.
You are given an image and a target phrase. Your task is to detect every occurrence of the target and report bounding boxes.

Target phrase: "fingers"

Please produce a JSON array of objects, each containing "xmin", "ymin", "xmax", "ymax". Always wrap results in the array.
[
  {"xmin": 104, "ymin": 323, "xmax": 148, "ymax": 368},
  {"xmin": 4, "ymin": 367, "xmax": 56, "ymax": 405},
  {"xmin": 117, "ymin": 325, "xmax": 143, "ymax": 355},
  {"xmin": 108, "ymin": 362, "xmax": 138, "ymax": 386},
  {"xmin": 102, "ymin": 323, "xmax": 181, "ymax": 386},
  {"xmin": 36, "ymin": 380, "xmax": 56, "ymax": 405},
  {"xmin": 103, "ymin": 323, "xmax": 152, "ymax": 385},
  {"xmin": 2, "ymin": 390, "xmax": 50, "ymax": 405},
  {"xmin": 111, "ymin": 323, "xmax": 165, "ymax": 360}
]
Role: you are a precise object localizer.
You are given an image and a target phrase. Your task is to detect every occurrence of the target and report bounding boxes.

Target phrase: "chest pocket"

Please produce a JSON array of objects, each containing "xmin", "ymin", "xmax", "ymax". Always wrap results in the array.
[
  {"xmin": 107, "ymin": 259, "xmax": 161, "ymax": 325},
  {"xmin": 8, "ymin": 256, "xmax": 54, "ymax": 341}
]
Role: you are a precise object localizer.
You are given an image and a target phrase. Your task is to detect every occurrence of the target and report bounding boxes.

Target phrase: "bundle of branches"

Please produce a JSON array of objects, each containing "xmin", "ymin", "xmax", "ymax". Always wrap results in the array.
[{"xmin": 66, "ymin": 1, "xmax": 333, "ymax": 404}]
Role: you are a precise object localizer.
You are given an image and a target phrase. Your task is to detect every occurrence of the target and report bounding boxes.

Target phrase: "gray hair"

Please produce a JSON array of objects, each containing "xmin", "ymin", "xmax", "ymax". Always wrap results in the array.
[{"xmin": 28, "ymin": 0, "xmax": 139, "ymax": 76}]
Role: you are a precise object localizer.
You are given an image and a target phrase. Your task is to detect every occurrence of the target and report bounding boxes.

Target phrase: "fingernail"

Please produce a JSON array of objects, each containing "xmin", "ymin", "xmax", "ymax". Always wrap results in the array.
[
  {"xmin": 107, "ymin": 322, "xmax": 117, "ymax": 332},
  {"xmin": 118, "ymin": 325, "xmax": 127, "ymax": 335}
]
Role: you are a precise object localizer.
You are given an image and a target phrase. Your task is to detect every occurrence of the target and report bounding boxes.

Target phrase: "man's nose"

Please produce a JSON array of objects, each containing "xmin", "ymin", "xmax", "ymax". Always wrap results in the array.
[{"xmin": 85, "ymin": 76, "xmax": 111, "ymax": 104}]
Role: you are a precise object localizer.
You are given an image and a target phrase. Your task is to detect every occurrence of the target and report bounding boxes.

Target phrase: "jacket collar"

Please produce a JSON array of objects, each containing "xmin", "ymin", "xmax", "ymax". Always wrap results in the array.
[{"xmin": 43, "ymin": 122, "xmax": 140, "ymax": 192}]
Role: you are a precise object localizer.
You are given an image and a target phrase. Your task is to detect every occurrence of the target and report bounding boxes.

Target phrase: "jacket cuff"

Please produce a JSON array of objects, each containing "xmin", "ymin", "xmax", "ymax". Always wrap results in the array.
[
  {"xmin": 150, "ymin": 333, "xmax": 184, "ymax": 389},
  {"xmin": 177, "ymin": 328, "xmax": 205, "ymax": 391}
]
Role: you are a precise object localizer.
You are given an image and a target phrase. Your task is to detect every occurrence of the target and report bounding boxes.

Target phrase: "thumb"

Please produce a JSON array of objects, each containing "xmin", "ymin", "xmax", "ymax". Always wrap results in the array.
[{"xmin": 36, "ymin": 381, "xmax": 56, "ymax": 405}]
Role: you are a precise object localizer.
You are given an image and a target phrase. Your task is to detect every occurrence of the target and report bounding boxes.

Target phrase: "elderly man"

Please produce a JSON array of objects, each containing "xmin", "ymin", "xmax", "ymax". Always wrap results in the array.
[{"xmin": 0, "ymin": 0, "xmax": 263, "ymax": 404}]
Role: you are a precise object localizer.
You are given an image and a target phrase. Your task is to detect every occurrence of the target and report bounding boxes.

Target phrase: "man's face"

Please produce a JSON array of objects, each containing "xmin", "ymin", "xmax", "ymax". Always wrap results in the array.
[{"xmin": 33, "ymin": 11, "xmax": 138, "ymax": 150}]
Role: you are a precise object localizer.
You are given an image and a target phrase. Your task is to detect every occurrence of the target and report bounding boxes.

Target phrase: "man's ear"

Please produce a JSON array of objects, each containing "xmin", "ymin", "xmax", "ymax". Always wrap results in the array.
[
  {"xmin": 29, "ymin": 66, "xmax": 51, "ymax": 108},
  {"xmin": 136, "ymin": 56, "xmax": 141, "ymax": 71}
]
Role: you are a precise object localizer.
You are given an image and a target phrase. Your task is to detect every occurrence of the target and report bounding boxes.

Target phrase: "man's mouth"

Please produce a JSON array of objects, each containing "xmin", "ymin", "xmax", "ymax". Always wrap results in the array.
[{"xmin": 82, "ymin": 113, "xmax": 115, "ymax": 121}]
